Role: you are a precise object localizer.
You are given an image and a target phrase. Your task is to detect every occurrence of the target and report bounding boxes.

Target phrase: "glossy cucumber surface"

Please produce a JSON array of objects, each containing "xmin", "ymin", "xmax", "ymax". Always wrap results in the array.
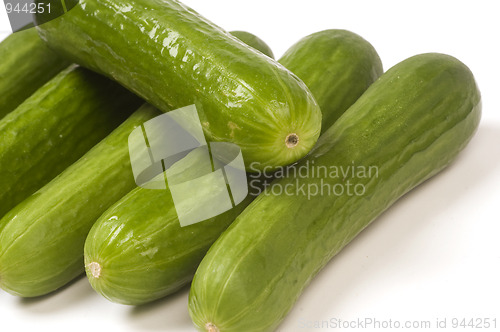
[
  {"xmin": 84, "ymin": 148, "xmax": 256, "ymax": 305},
  {"xmin": 0, "ymin": 65, "xmax": 141, "ymax": 220},
  {"xmin": 189, "ymin": 53, "xmax": 481, "ymax": 332},
  {"xmin": 85, "ymin": 31, "xmax": 380, "ymax": 305},
  {"xmin": 82, "ymin": 30, "xmax": 379, "ymax": 306},
  {"xmin": 0, "ymin": 104, "xmax": 159, "ymax": 297},
  {"xmin": 279, "ymin": 29, "xmax": 383, "ymax": 132},
  {"xmin": 36, "ymin": 0, "xmax": 322, "ymax": 170},
  {"xmin": 0, "ymin": 27, "xmax": 70, "ymax": 119},
  {"xmin": 84, "ymin": 29, "xmax": 274, "ymax": 305}
]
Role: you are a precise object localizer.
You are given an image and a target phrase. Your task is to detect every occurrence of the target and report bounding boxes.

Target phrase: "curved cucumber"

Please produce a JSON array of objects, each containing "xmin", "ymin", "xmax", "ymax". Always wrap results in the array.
[
  {"xmin": 0, "ymin": 105, "xmax": 159, "ymax": 297},
  {"xmin": 0, "ymin": 65, "xmax": 141, "ymax": 221},
  {"xmin": 36, "ymin": 0, "xmax": 322, "ymax": 170},
  {"xmin": 230, "ymin": 31, "xmax": 274, "ymax": 59},
  {"xmin": 188, "ymin": 53, "xmax": 481, "ymax": 331},
  {"xmin": 83, "ymin": 31, "xmax": 380, "ymax": 305},
  {"xmin": 0, "ymin": 27, "xmax": 70, "ymax": 119},
  {"xmin": 279, "ymin": 29, "xmax": 383, "ymax": 132}
]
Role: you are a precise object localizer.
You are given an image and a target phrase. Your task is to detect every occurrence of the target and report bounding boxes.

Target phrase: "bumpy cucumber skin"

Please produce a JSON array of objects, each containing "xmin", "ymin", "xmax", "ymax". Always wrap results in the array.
[
  {"xmin": 83, "ymin": 30, "xmax": 273, "ymax": 306},
  {"xmin": 0, "ymin": 65, "xmax": 141, "ymax": 221},
  {"xmin": 0, "ymin": 28, "xmax": 69, "ymax": 119},
  {"xmin": 189, "ymin": 53, "xmax": 481, "ymax": 332},
  {"xmin": 36, "ymin": 0, "xmax": 322, "ymax": 170},
  {"xmin": 83, "ymin": 30, "xmax": 380, "ymax": 306},
  {"xmin": 85, "ymin": 177, "xmax": 255, "ymax": 305},
  {"xmin": 230, "ymin": 31, "xmax": 274, "ymax": 59},
  {"xmin": 279, "ymin": 29, "xmax": 383, "ymax": 133},
  {"xmin": 0, "ymin": 105, "xmax": 159, "ymax": 297}
]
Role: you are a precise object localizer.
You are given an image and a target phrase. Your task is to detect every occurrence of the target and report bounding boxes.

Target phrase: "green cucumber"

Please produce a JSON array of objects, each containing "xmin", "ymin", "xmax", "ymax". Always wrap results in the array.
[
  {"xmin": 230, "ymin": 31, "xmax": 274, "ymax": 59},
  {"xmin": 0, "ymin": 104, "xmax": 159, "ymax": 297},
  {"xmin": 0, "ymin": 27, "xmax": 69, "ymax": 119},
  {"xmin": 36, "ymin": 0, "xmax": 322, "ymax": 170},
  {"xmin": 279, "ymin": 29, "xmax": 383, "ymax": 132},
  {"xmin": 83, "ymin": 29, "xmax": 275, "ymax": 306},
  {"xmin": 188, "ymin": 53, "xmax": 481, "ymax": 332},
  {"xmin": 83, "ymin": 31, "xmax": 381, "ymax": 306},
  {"xmin": 0, "ymin": 65, "xmax": 141, "ymax": 221},
  {"xmin": 84, "ymin": 149, "xmax": 257, "ymax": 305}
]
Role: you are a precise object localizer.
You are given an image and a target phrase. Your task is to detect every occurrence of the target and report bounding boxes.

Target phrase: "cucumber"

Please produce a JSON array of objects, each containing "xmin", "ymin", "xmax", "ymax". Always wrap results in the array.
[
  {"xmin": 230, "ymin": 31, "xmax": 274, "ymax": 59},
  {"xmin": 83, "ymin": 31, "xmax": 381, "ymax": 306},
  {"xmin": 0, "ymin": 104, "xmax": 159, "ymax": 297},
  {"xmin": 279, "ymin": 29, "xmax": 383, "ymax": 132},
  {"xmin": 83, "ymin": 29, "xmax": 275, "ymax": 305},
  {"xmin": 188, "ymin": 53, "xmax": 481, "ymax": 332},
  {"xmin": 35, "ymin": 0, "xmax": 322, "ymax": 170},
  {"xmin": 0, "ymin": 65, "xmax": 141, "ymax": 221},
  {"xmin": 84, "ymin": 149, "xmax": 257, "ymax": 305},
  {"xmin": 0, "ymin": 27, "xmax": 69, "ymax": 119}
]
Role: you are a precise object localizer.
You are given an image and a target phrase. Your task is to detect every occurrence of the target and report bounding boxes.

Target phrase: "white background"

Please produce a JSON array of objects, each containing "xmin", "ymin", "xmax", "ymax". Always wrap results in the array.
[{"xmin": 1, "ymin": 1, "xmax": 499, "ymax": 331}]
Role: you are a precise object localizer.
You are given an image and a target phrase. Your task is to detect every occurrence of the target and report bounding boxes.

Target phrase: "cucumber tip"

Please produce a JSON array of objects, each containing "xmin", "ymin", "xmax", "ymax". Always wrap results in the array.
[
  {"xmin": 285, "ymin": 133, "xmax": 299, "ymax": 148},
  {"xmin": 87, "ymin": 262, "xmax": 102, "ymax": 279},
  {"xmin": 205, "ymin": 323, "xmax": 219, "ymax": 332}
]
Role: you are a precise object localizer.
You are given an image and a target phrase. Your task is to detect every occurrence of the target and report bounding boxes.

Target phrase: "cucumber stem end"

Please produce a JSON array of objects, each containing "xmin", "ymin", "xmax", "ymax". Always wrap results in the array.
[
  {"xmin": 285, "ymin": 133, "xmax": 299, "ymax": 148},
  {"xmin": 205, "ymin": 323, "xmax": 219, "ymax": 332},
  {"xmin": 87, "ymin": 262, "xmax": 102, "ymax": 279}
]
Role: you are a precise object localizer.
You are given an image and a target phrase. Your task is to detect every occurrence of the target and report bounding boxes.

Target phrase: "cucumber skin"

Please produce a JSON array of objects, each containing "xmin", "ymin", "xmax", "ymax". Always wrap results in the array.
[
  {"xmin": 85, "ymin": 175, "xmax": 256, "ymax": 305},
  {"xmin": 230, "ymin": 31, "xmax": 274, "ymax": 59},
  {"xmin": 279, "ymin": 29, "xmax": 383, "ymax": 133},
  {"xmin": 0, "ymin": 65, "xmax": 141, "ymax": 221},
  {"xmin": 83, "ymin": 31, "xmax": 381, "ymax": 306},
  {"xmin": 189, "ymin": 53, "xmax": 481, "ymax": 332},
  {"xmin": 0, "ymin": 28, "xmax": 69, "ymax": 119},
  {"xmin": 36, "ymin": 0, "xmax": 322, "ymax": 170},
  {"xmin": 0, "ymin": 105, "xmax": 159, "ymax": 297},
  {"xmin": 83, "ymin": 30, "xmax": 273, "ymax": 306}
]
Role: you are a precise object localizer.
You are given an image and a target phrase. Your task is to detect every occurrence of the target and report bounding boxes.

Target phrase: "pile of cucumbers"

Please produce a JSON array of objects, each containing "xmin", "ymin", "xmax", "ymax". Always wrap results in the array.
[{"xmin": 0, "ymin": 0, "xmax": 481, "ymax": 331}]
